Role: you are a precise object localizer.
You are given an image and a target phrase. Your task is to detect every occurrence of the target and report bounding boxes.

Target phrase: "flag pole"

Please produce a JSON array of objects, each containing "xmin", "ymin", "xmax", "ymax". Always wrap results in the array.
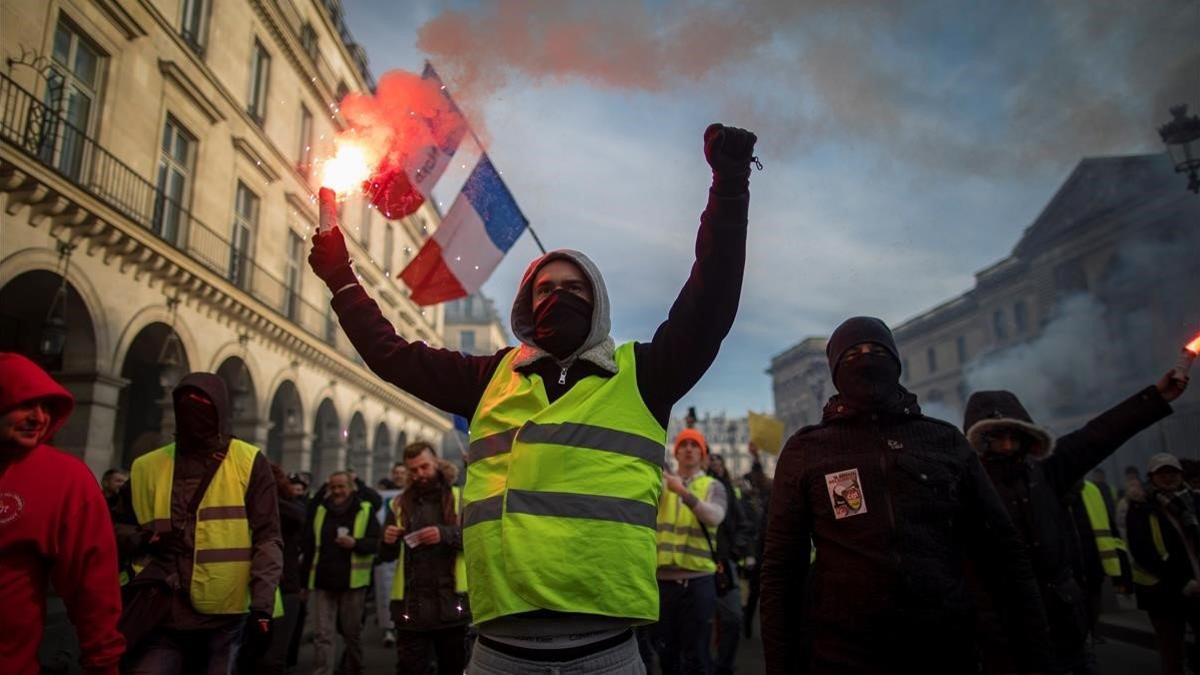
[{"xmin": 427, "ymin": 61, "xmax": 548, "ymax": 255}]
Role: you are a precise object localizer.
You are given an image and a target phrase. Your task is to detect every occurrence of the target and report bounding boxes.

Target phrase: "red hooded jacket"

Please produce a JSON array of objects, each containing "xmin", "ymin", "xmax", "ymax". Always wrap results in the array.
[{"xmin": 0, "ymin": 353, "xmax": 124, "ymax": 675}]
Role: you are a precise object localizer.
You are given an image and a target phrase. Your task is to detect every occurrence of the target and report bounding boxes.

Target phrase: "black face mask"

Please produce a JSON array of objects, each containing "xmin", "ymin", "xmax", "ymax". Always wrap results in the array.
[
  {"xmin": 833, "ymin": 354, "xmax": 902, "ymax": 410},
  {"xmin": 532, "ymin": 289, "xmax": 593, "ymax": 360},
  {"xmin": 175, "ymin": 392, "xmax": 222, "ymax": 451}
]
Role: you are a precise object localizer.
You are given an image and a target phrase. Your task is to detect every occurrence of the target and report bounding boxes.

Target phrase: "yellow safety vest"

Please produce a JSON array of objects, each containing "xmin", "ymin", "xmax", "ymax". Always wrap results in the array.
[
  {"xmin": 462, "ymin": 343, "xmax": 666, "ymax": 625},
  {"xmin": 656, "ymin": 474, "xmax": 718, "ymax": 573},
  {"xmin": 130, "ymin": 440, "xmax": 259, "ymax": 615},
  {"xmin": 1081, "ymin": 481, "xmax": 1126, "ymax": 578},
  {"xmin": 1132, "ymin": 512, "xmax": 1169, "ymax": 587},
  {"xmin": 389, "ymin": 486, "xmax": 468, "ymax": 601},
  {"xmin": 308, "ymin": 500, "xmax": 374, "ymax": 589}
]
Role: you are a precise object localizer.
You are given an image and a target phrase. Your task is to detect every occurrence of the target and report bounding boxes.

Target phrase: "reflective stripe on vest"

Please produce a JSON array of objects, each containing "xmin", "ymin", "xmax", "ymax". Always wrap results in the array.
[
  {"xmin": 389, "ymin": 486, "xmax": 468, "ymax": 601},
  {"xmin": 1081, "ymin": 481, "xmax": 1124, "ymax": 578},
  {"xmin": 1133, "ymin": 512, "xmax": 1169, "ymax": 587},
  {"xmin": 463, "ymin": 343, "xmax": 666, "ymax": 625},
  {"xmin": 130, "ymin": 440, "xmax": 259, "ymax": 615},
  {"xmin": 656, "ymin": 474, "xmax": 718, "ymax": 573},
  {"xmin": 308, "ymin": 501, "xmax": 374, "ymax": 589}
]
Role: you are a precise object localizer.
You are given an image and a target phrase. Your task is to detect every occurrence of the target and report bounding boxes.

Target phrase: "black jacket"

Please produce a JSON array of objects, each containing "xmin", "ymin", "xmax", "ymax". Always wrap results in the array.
[
  {"xmin": 378, "ymin": 473, "xmax": 467, "ymax": 630},
  {"xmin": 278, "ymin": 495, "xmax": 307, "ymax": 594},
  {"xmin": 760, "ymin": 391, "xmax": 1052, "ymax": 675},
  {"xmin": 299, "ymin": 496, "xmax": 381, "ymax": 591},
  {"xmin": 976, "ymin": 386, "xmax": 1171, "ymax": 669},
  {"xmin": 1127, "ymin": 491, "xmax": 1200, "ymax": 613}
]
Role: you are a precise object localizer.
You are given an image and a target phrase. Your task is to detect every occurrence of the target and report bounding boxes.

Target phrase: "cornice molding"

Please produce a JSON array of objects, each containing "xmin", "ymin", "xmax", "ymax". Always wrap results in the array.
[
  {"xmin": 94, "ymin": 0, "xmax": 148, "ymax": 41},
  {"xmin": 233, "ymin": 136, "xmax": 281, "ymax": 183},
  {"xmin": 158, "ymin": 60, "xmax": 225, "ymax": 124}
]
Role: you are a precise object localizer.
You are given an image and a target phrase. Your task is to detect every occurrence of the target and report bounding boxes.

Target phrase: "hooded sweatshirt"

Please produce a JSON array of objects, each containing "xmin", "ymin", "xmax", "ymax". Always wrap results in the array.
[
  {"xmin": 111, "ymin": 373, "xmax": 282, "ymax": 629},
  {"xmin": 327, "ymin": 178, "xmax": 749, "ymax": 640},
  {"xmin": 0, "ymin": 353, "xmax": 124, "ymax": 675}
]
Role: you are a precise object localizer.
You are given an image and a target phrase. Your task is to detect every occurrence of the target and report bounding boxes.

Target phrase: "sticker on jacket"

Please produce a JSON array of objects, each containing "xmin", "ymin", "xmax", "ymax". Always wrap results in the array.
[{"xmin": 825, "ymin": 469, "xmax": 867, "ymax": 519}]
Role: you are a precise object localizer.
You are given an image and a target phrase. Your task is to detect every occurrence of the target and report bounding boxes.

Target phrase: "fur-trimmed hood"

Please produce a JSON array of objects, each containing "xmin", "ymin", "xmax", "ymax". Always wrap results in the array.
[
  {"xmin": 509, "ymin": 249, "xmax": 616, "ymax": 373},
  {"xmin": 963, "ymin": 390, "xmax": 1055, "ymax": 459}
]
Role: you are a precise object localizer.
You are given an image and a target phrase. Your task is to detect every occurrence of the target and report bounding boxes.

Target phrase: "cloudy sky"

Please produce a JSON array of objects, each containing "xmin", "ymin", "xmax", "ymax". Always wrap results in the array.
[{"xmin": 343, "ymin": 0, "xmax": 1200, "ymax": 416}]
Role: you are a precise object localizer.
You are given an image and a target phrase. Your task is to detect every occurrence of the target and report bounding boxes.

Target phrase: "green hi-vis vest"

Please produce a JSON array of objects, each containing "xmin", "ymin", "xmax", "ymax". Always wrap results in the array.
[
  {"xmin": 309, "ymin": 500, "xmax": 375, "ymax": 590},
  {"xmin": 656, "ymin": 474, "xmax": 718, "ymax": 573},
  {"xmin": 1081, "ymin": 481, "xmax": 1127, "ymax": 578},
  {"xmin": 389, "ymin": 486, "xmax": 468, "ymax": 601},
  {"xmin": 130, "ymin": 440, "xmax": 259, "ymax": 615},
  {"xmin": 462, "ymin": 343, "xmax": 666, "ymax": 625},
  {"xmin": 1133, "ymin": 512, "xmax": 1169, "ymax": 587}
]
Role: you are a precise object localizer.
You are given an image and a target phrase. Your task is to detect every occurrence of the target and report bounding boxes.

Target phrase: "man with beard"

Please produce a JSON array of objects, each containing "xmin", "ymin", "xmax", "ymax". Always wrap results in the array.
[
  {"xmin": 963, "ymin": 368, "xmax": 1186, "ymax": 674},
  {"xmin": 308, "ymin": 123, "xmax": 756, "ymax": 673},
  {"xmin": 379, "ymin": 441, "xmax": 469, "ymax": 674},
  {"xmin": 0, "ymin": 353, "xmax": 124, "ymax": 675},
  {"xmin": 114, "ymin": 373, "xmax": 282, "ymax": 674},
  {"xmin": 760, "ymin": 317, "xmax": 1052, "ymax": 674}
]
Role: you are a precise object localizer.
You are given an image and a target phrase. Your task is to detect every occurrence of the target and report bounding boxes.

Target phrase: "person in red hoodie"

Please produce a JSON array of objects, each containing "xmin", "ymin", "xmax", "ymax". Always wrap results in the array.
[{"xmin": 0, "ymin": 352, "xmax": 125, "ymax": 674}]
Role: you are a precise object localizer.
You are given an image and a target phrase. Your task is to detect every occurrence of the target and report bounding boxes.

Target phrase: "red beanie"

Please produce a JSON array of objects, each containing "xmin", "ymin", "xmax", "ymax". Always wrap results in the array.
[{"xmin": 674, "ymin": 428, "xmax": 708, "ymax": 457}]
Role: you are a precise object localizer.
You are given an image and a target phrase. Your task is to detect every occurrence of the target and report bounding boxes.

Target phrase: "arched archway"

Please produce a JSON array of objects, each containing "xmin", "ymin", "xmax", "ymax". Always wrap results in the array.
[
  {"xmin": 311, "ymin": 398, "xmax": 341, "ymax": 484},
  {"xmin": 267, "ymin": 380, "xmax": 306, "ymax": 469},
  {"xmin": 347, "ymin": 412, "xmax": 368, "ymax": 481},
  {"xmin": 371, "ymin": 422, "xmax": 392, "ymax": 486},
  {"xmin": 216, "ymin": 356, "xmax": 265, "ymax": 448},
  {"xmin": 0, "ymin": 269, "xmax": 107, "ymax": 467},
  {"xmin": 113, "ymin": 322, "xmax": 191, "ymax": 468}
]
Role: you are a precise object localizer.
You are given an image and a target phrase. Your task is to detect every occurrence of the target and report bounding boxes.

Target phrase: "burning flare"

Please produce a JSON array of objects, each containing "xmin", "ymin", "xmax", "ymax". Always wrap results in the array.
[
  {"xmin": 320, "ymin": 138, "xmax": 376, "ymax": 196},
  {"xmin": 1174, "ymin": 331, "xmax": 1200, "ymax": 381}
]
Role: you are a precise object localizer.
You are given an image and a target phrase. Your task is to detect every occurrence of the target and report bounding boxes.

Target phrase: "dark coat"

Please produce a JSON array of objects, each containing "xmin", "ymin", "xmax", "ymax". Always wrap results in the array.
[
  {"xmin": 299, "ymin": 495, "xmax": 380, "ymax": 591},
  {"xmin": 278, "ymin": 495, "xmax": 307, "ymax": 594},
  {"xmin": 1127, "ymin": 491, "xmax": 1200, "ymax": 614},
  {"xmin": 759, "ymin": 391, "xmax": 1052, "ymax": 675},
  {"xmin": 970, "ymin": 386, "xmax": 1172, "ymax": 670},
  {"xmin": 378, "ymin": 464, "xmax": 468, "ymax": 630}
]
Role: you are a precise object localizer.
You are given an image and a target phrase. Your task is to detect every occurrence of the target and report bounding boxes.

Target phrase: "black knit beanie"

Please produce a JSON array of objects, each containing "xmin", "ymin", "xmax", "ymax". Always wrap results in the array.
[{"xmin": 826, "ymin": 316, "xmax": 902, "ymax": 380}]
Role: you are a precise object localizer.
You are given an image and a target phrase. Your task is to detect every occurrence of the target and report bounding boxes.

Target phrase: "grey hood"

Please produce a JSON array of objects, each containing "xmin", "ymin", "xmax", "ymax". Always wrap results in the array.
[{"xmin": 510, "ymin": 249, "xmax": 617, "ymax": 373}]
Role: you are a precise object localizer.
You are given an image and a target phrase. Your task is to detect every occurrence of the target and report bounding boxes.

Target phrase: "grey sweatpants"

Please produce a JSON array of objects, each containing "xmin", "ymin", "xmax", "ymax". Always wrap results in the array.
[
  {"xmin": 311, "ymin": 587, "xmax": 367, "ymax": 675},
  {"xmin": 468, "ymin": 632, "xmax": 646, "ymax": 674}
]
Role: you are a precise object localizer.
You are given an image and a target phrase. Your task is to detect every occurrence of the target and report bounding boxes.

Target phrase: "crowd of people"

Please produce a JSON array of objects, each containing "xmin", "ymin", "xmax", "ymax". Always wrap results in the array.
[{"xmin": 0, "ymin": 123, "xmax": 1196, "ymax": 675}]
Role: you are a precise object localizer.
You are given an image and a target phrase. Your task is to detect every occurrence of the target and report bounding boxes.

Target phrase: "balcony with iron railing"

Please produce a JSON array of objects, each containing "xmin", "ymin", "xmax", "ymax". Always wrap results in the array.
[{"xmin": 0, "ymin": 71, "xmax": 362, "ymax": 358}]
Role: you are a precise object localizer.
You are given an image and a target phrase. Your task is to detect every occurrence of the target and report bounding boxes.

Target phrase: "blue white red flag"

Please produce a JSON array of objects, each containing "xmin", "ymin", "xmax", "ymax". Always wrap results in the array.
[{"xmin": 400, "ymin": 155, "xmax": 528, "ymax": 305}]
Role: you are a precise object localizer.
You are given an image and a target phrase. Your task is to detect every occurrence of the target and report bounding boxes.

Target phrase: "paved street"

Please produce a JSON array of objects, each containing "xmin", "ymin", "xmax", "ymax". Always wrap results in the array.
[{"xmin": 293, "ymin": 605, "xmax": 1158, "ymax": 674}]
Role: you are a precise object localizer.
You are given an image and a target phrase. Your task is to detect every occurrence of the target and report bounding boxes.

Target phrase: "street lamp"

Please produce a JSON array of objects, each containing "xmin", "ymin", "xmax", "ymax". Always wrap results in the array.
[
  {"xmin": 38, "ymin": 240, "xmax": 75, "ymax": 364},
  {"xmin": 157, "ymin": 294, "xmax": 184, "ymax": 388},
  {"xmin": 1158, "ymin": 105, "xmax": 1200, "ymax": 194}
]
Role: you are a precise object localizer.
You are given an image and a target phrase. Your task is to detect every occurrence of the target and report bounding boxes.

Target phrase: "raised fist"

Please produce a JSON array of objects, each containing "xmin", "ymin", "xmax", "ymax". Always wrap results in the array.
[{"xmin": 704, "ymin": 123, "xmax": 758, "ymax": 175}]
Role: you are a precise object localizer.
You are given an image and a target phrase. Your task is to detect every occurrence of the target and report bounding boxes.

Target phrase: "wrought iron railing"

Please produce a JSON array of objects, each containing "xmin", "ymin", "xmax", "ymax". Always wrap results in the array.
[{"xmin": 0, "ymin": 72, "xmax": 354, "ymax": 358}]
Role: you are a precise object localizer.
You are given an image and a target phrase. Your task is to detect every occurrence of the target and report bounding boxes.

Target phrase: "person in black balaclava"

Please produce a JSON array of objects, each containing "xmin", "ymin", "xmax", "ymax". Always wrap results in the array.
[
  {"xmin": 309, "ymin": 123, "xmax": 758, "ymax": 673},
  {"xmin": 962, "ymin": 359, "xmax": 1185, "ymax": 674},
  {"xmin": 760, "ymin": 316, "xmax": 1053, "ymax": 675},
  {"xmin": 112, "ymin": 373, "xmax": 282, "ymax": 674}
]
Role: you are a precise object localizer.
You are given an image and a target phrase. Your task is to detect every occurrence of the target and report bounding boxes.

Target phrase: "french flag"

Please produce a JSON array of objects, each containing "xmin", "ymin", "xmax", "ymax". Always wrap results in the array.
[{"xmin": 400, "ymin": 155, "xmax": 528, "ymax": 305}]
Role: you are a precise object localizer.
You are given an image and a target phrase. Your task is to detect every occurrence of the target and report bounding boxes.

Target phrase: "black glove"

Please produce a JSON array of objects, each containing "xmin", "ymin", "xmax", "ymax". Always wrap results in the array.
[
  {"xmin": 244, "ymin": 609, "xmax": 273, "ymax": 655},
  {"xmin": 704, "ymin": 123, "xmax": 758, "ymax": 176},
  {"xmin": 308, "ymin": 226, "xmax": 357, "ymax": 291}
]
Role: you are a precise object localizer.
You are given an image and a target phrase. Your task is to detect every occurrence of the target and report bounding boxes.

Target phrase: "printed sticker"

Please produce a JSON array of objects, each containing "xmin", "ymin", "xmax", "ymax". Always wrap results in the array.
[{"xmin": 825, "ymin": 469, "xmax": 867, "ymax": 520}]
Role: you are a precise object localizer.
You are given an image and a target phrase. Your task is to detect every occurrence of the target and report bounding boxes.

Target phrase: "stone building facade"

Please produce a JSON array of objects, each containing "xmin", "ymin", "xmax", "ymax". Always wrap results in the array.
[
  {"xmin": 443, "ymin": 291, "xmax": 511, "ymax": 356},
  {"xmin": 0, "ymin": 0, "xmax": 453, "ymax": 483},
  {"xmin": 766, "ymin": 336, "xmax": 832, "ymax": 437},
  {"xmin": 892, "ymin": 154, "xmax": 1200, "ymax": 479}
]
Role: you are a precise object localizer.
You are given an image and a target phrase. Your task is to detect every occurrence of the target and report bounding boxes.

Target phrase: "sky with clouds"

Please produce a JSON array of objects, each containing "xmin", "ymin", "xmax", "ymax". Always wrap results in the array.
[{"xmin": 342, "ymin": 0, "xmax": 1200, "ymax": 416}]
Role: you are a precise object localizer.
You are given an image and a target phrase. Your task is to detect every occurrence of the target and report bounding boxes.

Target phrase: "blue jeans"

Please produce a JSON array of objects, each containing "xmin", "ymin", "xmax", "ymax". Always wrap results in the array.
[
  {"xmin": 650, "ymin": 575, "xmax": 717, "ymax": 675},
  {"xmin": 126, "ymin": 618, "xmax": 245, "ymax": 675}
]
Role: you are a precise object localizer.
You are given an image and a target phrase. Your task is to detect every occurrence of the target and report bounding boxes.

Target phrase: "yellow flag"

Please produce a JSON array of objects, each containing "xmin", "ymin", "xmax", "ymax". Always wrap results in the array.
[{"xmin": 748, "ymin": 412, "xmax": 785, "ymax": 455}]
